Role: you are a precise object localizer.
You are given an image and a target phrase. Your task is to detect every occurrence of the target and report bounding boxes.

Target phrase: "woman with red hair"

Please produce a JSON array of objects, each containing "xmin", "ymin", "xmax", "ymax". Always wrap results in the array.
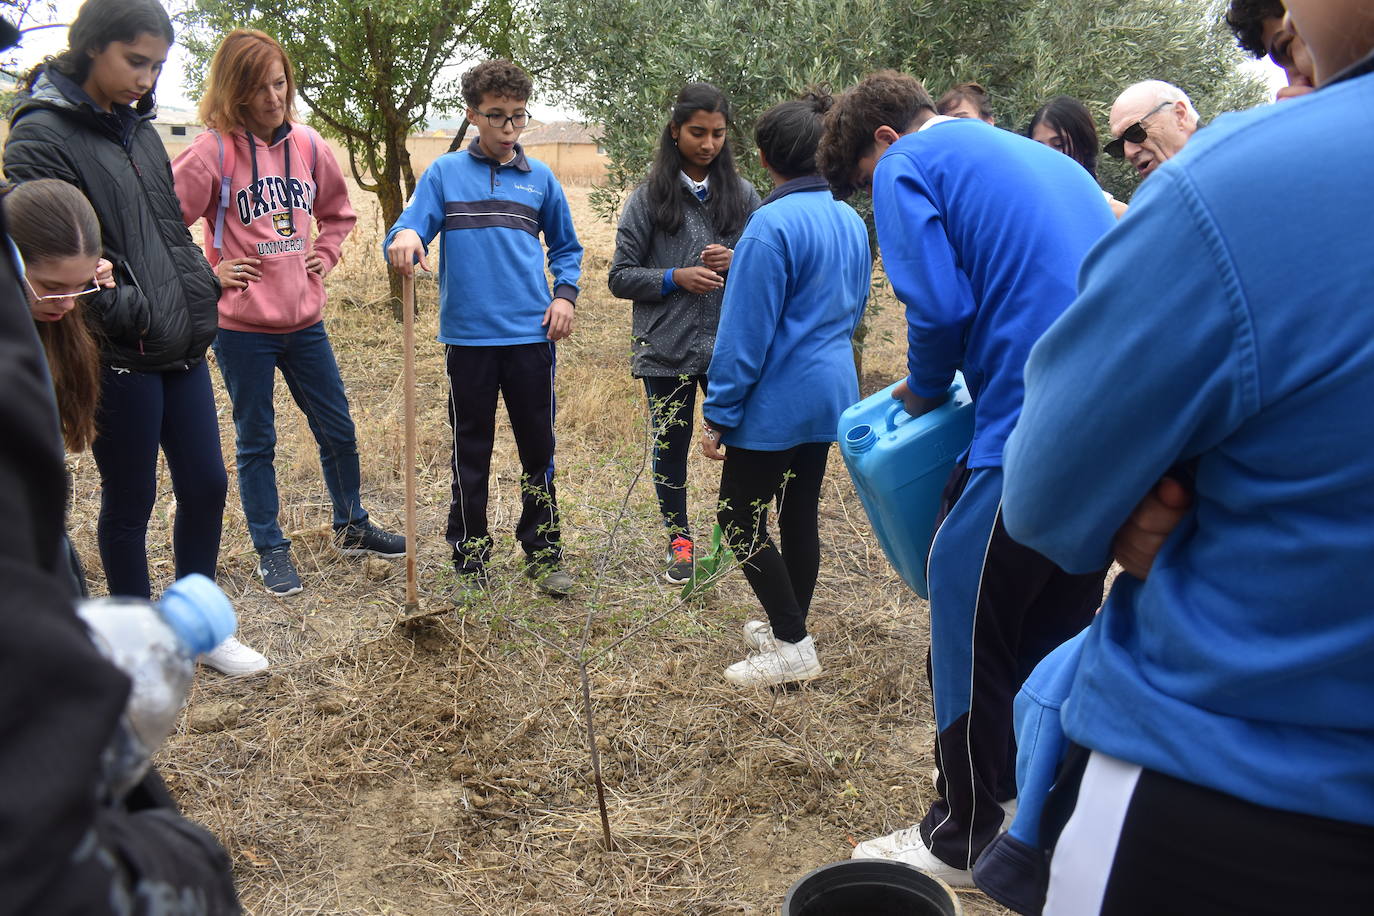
[{"xmin": 174, "ymin": 29, "xmax": 404, "ymax": 598}]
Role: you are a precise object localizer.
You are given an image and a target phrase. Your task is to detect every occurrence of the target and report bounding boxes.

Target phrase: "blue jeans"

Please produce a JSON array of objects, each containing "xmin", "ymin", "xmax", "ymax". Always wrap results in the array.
[{"xmin": 213, "ymin": 322, "xmax": 367, "ymax": 553}]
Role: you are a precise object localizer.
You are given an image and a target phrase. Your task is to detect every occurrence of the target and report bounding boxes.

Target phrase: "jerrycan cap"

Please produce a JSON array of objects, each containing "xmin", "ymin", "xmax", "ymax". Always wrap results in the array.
[
  {"xmin": 845, "ymin": 422, "xmax": 877, "ymax": 452},
  {"xmin": 158, "ymin": 573, "xmax": 237, "ymax": 654}
]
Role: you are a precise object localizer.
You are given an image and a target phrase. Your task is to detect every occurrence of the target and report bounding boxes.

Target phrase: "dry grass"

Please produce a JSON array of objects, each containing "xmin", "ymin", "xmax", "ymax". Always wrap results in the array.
[{"xmin": 67, "ymin": 184, "xmax": 1011, "ymax": 915}]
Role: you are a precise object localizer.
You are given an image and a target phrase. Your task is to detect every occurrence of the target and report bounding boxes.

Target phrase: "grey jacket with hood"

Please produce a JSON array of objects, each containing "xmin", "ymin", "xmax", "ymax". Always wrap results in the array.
[
  {"xmin": 5, "ymin": 68, "xmax": 220, "ymax": 372},
  {"xmin": 609, "ymin": 177, "xmax": 760, "ymax": 377}
]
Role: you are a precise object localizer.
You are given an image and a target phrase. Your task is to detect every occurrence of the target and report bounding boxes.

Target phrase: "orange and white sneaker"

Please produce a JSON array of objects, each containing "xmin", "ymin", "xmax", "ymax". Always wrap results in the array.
[{"xmin": 664, "ymin": 536, "xmax": 694, "ymax": 584}]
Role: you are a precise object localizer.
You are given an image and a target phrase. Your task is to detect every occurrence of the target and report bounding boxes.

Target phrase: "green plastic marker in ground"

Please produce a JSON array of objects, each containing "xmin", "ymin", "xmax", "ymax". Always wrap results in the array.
[{"xmin": 681, "ymin": 523, "xmax": 735, "ymax": 599}]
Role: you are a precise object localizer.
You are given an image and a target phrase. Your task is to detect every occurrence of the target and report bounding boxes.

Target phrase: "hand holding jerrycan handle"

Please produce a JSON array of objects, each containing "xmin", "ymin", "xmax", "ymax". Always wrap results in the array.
[{"xmin": 838, "ymin": 374, "xmax": 975, "ymax": 599}]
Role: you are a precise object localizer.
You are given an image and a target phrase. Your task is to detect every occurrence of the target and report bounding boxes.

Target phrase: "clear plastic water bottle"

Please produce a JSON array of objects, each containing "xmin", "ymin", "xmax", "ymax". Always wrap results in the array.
[{"xmin": 76, "ymin": 574, "xmax": 236, "ymax": 799}]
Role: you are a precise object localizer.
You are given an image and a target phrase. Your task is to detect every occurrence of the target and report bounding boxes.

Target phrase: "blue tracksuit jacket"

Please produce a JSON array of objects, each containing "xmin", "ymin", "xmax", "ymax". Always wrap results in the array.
[
  {"xmin": 871, "ymin": 118, "xmax": 1113, "ymax": 467},
  {"xmin": 702, "ymin": 176, "xmax": 870, "ymax": 450},
  {"xmin": 1003, "ymin": 70, "xmax": 1374, "ymax": 828},
  {"xmin": 383, "ymin": 139, "xmax": 582, "ymax": 346}
]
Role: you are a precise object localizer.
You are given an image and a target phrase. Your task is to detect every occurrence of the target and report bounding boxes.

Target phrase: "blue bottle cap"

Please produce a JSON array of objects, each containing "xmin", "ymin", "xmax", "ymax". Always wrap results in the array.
[
  {"xmin": 844, "ymin": 422, "xmax": 877, "ymax": 453},
  {"xmin": 158, "ymin": 574, "xmax": 237, "ymax": 655}
]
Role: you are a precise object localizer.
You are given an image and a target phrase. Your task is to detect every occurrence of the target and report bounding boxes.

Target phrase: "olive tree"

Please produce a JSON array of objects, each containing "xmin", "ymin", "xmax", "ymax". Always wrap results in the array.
[{"xmin": 539, "ymin": 0, "xmax": 1265, "ymax": 207}]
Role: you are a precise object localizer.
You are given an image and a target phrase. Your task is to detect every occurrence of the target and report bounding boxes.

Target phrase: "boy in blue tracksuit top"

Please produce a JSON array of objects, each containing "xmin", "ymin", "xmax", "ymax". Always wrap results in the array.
[
  {"xmin": 817, "ymin": 70, "xmax": 1113, "ymax": 885},
  {"xmin": 1003, "ymin": 35, "xmax": 1374, "ymax": 912},
  {"xmin": 386, "ymin": 60, "xmax": 582, "ymax": 597}
]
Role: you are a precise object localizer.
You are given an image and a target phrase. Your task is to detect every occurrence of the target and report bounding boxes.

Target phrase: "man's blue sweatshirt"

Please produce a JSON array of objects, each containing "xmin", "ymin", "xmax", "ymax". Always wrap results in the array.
[
  {"xmin": 383, "ymin": 139, "xmax": 582, "ymax": 346},
  {"xmin": 703, "ymin": 176, "xmax": 870, "ymax": 450},
  {"xmin": 1003, "ymin": 71, "xmax": 1374, "ymax": 827},
  {"xmin": 871, "ymin": 119, "xmax": 1113, "ymax": 467}
]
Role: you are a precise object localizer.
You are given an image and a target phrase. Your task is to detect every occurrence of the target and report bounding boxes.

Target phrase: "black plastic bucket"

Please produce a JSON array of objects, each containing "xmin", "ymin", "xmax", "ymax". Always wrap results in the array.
[{"xmin": 783, "ymin": 859, "xmax": 962, "ymax": 916}]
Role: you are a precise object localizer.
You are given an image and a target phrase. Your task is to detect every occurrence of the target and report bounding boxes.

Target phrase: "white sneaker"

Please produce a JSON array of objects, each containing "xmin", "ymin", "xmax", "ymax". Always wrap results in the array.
[
  {"xmin": 743, "ymin": 619, "xmax": 778, "ymax": 652},
  {"xmin": 200, "ymin": 636, "xmax": 269, "ymax": 677},
  {"xmin": 723, "ymin": 634, "xmax": 821, "ymax": 686},
  {"xmin": 850, "ymin": 825, "xmax": 973, "ymax": 887}
]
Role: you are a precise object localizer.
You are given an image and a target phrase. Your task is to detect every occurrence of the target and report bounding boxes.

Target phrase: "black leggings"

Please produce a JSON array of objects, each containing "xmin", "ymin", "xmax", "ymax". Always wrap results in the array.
[
  {"xmin": 716, "ymin": 442, "xmax": 830, "ymax": 643},
  {"xmin": 642, "ymin": 374, "xmax": 707, "ymax": 539},
  {"xmin": 90, "ymin": 362, "xmax": 228, "ymax": 598}
]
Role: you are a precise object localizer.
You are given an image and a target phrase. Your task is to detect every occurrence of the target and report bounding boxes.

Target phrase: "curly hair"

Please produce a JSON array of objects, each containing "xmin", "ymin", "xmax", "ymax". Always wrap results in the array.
[
  {"xmin": 1226, "ymin": 0, "xmax": 1285, "ymax": 57},
  {"xmin": 937, "ymin": 81, "xmax": 993, "ymax": 120},
  {"xmin": 817, "ymin": 71, "xmax": 934, "ymax": 201},
  {"xmin": 755, "ymin": 89, "xmax": 834, "ymax": 180},
  {"xmin": 461, "ymin": 59, "xmax": 532, "ymax": 108}
]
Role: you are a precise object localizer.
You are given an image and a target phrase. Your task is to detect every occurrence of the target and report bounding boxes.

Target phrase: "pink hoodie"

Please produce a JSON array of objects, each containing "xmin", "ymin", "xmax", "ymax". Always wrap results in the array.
[{"xmin": 173, "ymin": 123, "xmax": 357, "ymax": 333}]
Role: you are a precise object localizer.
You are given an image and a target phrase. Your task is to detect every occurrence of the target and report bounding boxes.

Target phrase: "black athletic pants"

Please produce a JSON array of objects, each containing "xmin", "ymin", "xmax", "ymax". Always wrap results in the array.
[
  {"xmin": 922, "ymin": 462, "xmax": 1105, "ymax": 870},
  {"xmin": 642, "ymin": 374, "xmax": 708, "ymax": 540},
  {"xmin": 1045, "ymin": 748, "xmax": 1374, "ymax": 915},
  {"xmin": 444, "ymin": 343, "xmax": 560, "ymax": 574},
  {"xmin": 716, "ymin": 442, "xmax": 830, "ymax": 644}
]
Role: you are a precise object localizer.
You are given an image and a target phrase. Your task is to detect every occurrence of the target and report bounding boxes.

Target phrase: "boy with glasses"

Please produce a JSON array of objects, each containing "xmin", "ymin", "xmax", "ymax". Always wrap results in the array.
[
  {"xmin": 1105, "ymin": 80, "xmax": 1200, "ymax": 178},
  {"xmin": 386, "ymin": 60, "xmax": 582, "ymax": 598}
]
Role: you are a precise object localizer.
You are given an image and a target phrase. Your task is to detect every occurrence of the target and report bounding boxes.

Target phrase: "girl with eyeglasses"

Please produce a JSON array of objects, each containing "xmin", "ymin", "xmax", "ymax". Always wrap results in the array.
[
  {"xmin": 4, "ymin": 0, "xmax": 266, "ymax": 676},
  {"xmin": 608, "ymin": 83, "xmax": 760, "ymax": 585},
  {"xmin": 8, "ymin": 180, "xmax": 108, "ymax": 457}
]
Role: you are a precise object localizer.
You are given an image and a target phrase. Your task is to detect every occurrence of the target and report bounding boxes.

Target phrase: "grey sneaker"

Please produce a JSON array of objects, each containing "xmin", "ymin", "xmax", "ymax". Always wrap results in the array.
[
  {"xmin": 526, "ymin": 562, "xmax": 573, "ymax": 597},
  {"xmin": 335, "ymin": 521, "xmax": 406, "ymax": 558},
  {"xmin": 257, "ymin": 546, "xmax": 302, "ymax": 596}
]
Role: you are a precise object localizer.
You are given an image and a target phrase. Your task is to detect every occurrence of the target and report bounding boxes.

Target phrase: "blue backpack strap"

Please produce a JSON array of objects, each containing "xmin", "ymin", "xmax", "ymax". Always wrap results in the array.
[{"xmin": 211, "ymin": 129, "xmax": 235, "ymax": 254}]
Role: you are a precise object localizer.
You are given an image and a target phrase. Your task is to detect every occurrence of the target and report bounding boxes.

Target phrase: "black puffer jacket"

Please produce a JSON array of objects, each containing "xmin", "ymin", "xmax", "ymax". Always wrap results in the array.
[{"xmin": 4, "ymin": 69, "xmax": 219, "ymax": 372}]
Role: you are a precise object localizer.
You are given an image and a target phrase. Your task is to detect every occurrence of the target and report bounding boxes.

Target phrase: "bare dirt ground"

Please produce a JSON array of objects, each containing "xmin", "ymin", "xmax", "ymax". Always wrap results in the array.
[{"xmin": 67, "ymin": 184, "xmax": 1012, "ymax": 915}]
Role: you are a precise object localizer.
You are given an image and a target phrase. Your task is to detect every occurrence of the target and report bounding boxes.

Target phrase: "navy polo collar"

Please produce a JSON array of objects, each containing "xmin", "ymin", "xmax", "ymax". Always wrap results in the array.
[
  {"xmin": 467, "ymin": 137, "xmax": 532, "ymax": 172},
  {"xmin": 761, "ymin": 174, "xmax": 831, "ymax": 205}
]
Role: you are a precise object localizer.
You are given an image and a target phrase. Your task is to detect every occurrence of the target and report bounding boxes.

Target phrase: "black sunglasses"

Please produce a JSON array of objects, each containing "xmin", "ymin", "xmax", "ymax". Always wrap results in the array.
[{"xmin": 1104, "ymin": 101, "xmax": 1172, "ymax": 159}]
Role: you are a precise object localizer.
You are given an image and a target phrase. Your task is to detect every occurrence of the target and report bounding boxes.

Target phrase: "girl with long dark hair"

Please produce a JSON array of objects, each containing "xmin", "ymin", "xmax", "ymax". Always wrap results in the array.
[
  {"xmin": 7, "ymin": 179, "xmax": 105, "ymax": 455},
  {"xmin": 4, "ymin": 0, "xmax": 266, "ymax": 676},
  {"xmin": 1026, "ymin": 95, "xmax": 1127, "ymax": 217},
  {"xmin": 609, "ymin": 83, "xmax": 760, "ymax": 584}
]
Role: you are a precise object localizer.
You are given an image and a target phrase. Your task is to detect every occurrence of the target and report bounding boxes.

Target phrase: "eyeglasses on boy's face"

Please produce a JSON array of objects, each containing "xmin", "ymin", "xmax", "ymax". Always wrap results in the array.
[
  {"xmin": 25, "ymin": 274, "xmax": 100, "ymax": 303},
  {"xmin": 1104, "ymin": 101, "xmax": 1172, "ymax": 159},
  {"xmin": 479, "ymin": 111, "xmax": 529, "ymax": 129}
]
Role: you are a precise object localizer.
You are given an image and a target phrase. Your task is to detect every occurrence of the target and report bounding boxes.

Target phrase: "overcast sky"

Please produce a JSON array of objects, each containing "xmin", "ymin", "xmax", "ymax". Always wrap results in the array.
[
  {"xmin": 7, "ymin": 0, "xmax": 575, "ymax": 121},
  {"xmin": 11, "ymin": 1, "xmax": 1286, "ymax": 118}
]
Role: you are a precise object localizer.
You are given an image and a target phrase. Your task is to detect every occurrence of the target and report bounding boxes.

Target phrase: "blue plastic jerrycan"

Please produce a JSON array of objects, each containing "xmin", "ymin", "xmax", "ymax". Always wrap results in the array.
[{"xmin": 838, "ymin": 374, "xmax": 975, "ymax": 599}]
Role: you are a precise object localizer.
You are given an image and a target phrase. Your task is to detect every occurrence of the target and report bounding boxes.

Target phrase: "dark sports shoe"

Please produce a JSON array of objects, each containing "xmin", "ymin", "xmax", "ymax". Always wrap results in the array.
[
  {"xmin": 258, "ymin": 546, "xmax": 303, "ymax": 596},
  {"xmin": 664, "ymin": 535, "xmax": 694, "ymax": 585},
  {"xmin": 525, "ymin": 561, "xmax": 574, "ymax": 597},
  {"xmin": 334, "ymin": 521, "xmax": 406, "ymax": 558},
  {"xmin": 452, "ymin": 572, "xmax": 487, "ymax": 606}
]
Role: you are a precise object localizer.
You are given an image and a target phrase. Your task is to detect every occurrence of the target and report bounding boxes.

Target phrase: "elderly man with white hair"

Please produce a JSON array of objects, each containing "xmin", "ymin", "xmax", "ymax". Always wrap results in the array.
[{"xmin": 1106, "ymin": 80, "xmax": 1200, "ymax": 178}]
